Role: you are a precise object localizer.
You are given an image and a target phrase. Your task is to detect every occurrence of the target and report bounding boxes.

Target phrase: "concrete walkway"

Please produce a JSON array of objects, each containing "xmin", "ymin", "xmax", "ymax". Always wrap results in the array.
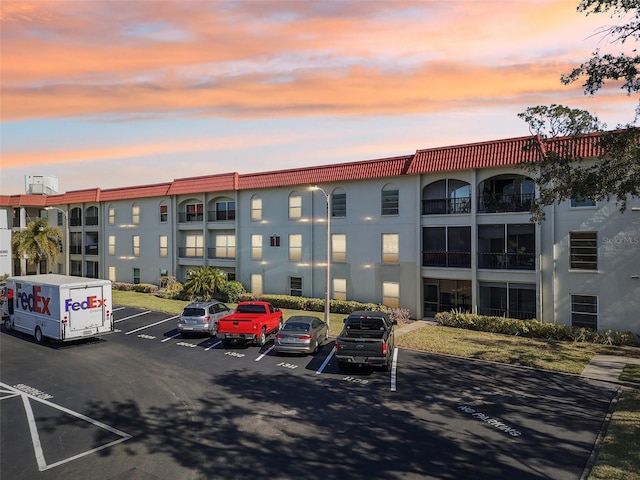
[{"xmin": 395, "ymin": 320, "xmax": 640, "ymax": 385}]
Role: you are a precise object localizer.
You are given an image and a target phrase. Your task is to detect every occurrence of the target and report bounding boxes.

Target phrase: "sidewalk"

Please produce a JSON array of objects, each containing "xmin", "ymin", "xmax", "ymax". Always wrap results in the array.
[{"xmin": 395, "ymin": 320, "xmax": 640, "ymax": 385}]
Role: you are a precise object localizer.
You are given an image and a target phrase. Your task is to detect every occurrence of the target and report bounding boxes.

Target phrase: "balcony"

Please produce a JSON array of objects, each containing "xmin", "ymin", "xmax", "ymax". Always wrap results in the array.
[
  {"xmin": 207, "ymin": 210, "xmax": 236, "ymax": 222},
  {"xmin": 422, "ymin": 251, "xmax": 471, "ymax": 268},
  {"xmin": 422, "ymin": 197, "xmax": 471, "ymax": 215},
  {"xmin": 207, "ymin": 247, "xmax": 236, "ymax": 260},
  {"xmin": 84, "ymin": 245, "xmax": 99, "ymax": 256},
  {"xmin": 478, "ymin": 252, "xmax": 535, "ymax": 270},
  {"xmin": 70, "ymin": 245, "xmax": 82, "ymax": 255},
  {"xmin": 178, "ymin": 247, "xmax": 204, "ymax": 258},
  {"xmin": 178, "ymin": 212, "xmax": 204, "ymax": 223},
  {"xmin": 85, "ymin": 216, "xmax": 99, "ymax": 226},
  {"xmin": 478, "ymin": 192, "xmax": 534, "ymax": 213}
]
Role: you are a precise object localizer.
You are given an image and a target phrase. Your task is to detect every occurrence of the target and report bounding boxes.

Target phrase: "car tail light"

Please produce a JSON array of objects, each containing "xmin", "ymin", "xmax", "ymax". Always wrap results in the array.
[
  {"xmin": 275, "ymin": 334, "xmax": 284, "ymax": 339},
  {"xmin": 298, "ymin": 335, "xmax": 312, "ymax": 340},
  {"xmin": 382, "ymin": 342, "xmax": 387, "ymax": 356},
  {"xmin": 204, "ymin": 316, "xmax": 210, "ymax": 323},
  {"xmin": 335, "ymin": 342, "xmax": 340, "ymax": 351}
]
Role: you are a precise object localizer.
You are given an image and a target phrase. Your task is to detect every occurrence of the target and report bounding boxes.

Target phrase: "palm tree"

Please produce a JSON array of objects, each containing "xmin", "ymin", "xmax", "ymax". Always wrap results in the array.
[
  {"xmin": 12, "ymin": 219, "xmax": 63, "ymax": 274},
  {"xmin": 183, "ymin": 266, "xmax": 226, "ymax": 300}
]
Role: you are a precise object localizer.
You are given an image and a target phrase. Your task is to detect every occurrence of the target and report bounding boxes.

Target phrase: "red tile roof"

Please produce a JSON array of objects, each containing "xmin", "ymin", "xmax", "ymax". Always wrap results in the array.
[{"xmin": 1, "ymin": 133, "xmax": 606, "ymax": 207}]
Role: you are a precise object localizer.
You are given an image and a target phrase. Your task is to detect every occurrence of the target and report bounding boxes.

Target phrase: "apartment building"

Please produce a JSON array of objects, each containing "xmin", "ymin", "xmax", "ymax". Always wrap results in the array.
[{"xmin": 1, "ymin": 134, "xmax": 639, "ymax": 335}]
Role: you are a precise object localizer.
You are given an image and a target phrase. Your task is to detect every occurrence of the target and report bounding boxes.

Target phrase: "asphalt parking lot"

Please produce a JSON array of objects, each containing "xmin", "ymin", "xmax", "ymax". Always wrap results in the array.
[{"xmin": 0, "ymin": 306, "xmax": 618, "ymax": 480}]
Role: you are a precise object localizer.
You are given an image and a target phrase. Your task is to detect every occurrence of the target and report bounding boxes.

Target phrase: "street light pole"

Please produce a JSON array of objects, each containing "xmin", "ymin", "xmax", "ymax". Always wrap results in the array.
[
  {"xmin": 45, "ymin": 206, "xmax": 69, "ymax": 275},
  {"xmin": 312, "ymin": 186, "xmax": 331, "ymax": 331}
]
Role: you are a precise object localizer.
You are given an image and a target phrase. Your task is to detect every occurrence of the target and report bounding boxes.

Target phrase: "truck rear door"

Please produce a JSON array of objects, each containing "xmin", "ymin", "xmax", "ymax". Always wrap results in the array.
[{"xmin": 66, "ymin": 285, "xmax": 107, "ymax": 334}]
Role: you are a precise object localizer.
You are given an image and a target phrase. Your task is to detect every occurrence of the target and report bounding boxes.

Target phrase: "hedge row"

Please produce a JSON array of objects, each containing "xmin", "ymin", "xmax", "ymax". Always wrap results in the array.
[
  {"xmin": 237, "ymin": 293, "xmax": 386, "ymax": 315},
  {"xmin": 435, "ymin": 311, "xmax": 636, "ymax": 346}
]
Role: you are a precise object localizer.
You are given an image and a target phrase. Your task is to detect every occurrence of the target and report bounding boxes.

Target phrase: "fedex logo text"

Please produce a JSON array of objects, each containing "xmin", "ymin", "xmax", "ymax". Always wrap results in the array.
[
  {"xmin": 65, "ymin": 296, "xmax": 106, "ymax": 312},
  {"xmin": 16, "ymin": 283, "xmax": 51, "ymax": 316}
]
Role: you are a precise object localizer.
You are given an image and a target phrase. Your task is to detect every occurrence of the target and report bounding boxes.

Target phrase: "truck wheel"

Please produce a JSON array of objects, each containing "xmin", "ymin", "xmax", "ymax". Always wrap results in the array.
[
  {"xmin": 4, "ymin": 317, "xmax": 13, "ymax": 332},
  {"xmin": 34, "ymin": 327, "xmax": 44, "ymax": 344},
  {"xmin": 222, "ymin": 338, "xmax": 232, "ymax": 348},
  {"xmin": 256, "ymin": 327, "xmax": 267, "ymax": 347}
]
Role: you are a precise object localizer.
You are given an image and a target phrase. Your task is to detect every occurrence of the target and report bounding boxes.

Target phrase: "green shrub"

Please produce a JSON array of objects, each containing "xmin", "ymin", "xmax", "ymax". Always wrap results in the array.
[
  {"xmin": 157, "ymin": 276, "xmax": 184, "ymax": 300},
  {"xmin": 434, "ymin": 311, "xmax": 636, "ymax": 346},
  {"xmin": 234, "ymin": 294, "xmax": 385, "ymax": 315},
  {"xmin": 218, "ymin": 281, "xmax": 246, "ymax": 303}
]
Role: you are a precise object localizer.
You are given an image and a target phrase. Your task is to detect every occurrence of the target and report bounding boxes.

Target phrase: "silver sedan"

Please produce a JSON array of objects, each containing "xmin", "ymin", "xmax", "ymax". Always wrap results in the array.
[{"xmin": 274, "ymin": 315, "xmax": 329, "ymax": 355}]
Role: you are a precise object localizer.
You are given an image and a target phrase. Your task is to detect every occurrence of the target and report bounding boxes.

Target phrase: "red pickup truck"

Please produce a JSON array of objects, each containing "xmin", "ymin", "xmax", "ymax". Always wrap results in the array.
[{"xmin": 217, "ymin": 301, "xmax": 283, "ymax": 347}]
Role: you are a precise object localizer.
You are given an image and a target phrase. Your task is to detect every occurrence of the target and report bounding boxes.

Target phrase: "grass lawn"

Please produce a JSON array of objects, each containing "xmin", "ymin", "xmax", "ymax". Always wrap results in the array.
[{"xmin": 113, "ymin": 290, "xmax": 640, "ymax": 479}]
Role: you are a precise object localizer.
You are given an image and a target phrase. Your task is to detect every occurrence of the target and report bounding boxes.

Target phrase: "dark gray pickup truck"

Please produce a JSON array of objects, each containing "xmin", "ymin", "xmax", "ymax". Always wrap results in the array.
[{"xmin": 334, "ymin": 311, "xmax": 397, "ymax": 371}]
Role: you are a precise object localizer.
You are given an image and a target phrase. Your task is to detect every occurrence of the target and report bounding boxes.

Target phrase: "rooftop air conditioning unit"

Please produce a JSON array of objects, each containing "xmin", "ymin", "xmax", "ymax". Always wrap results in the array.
[{"xmin": 25, "ymin": 175, "xmax": 59, "ymax": 195}]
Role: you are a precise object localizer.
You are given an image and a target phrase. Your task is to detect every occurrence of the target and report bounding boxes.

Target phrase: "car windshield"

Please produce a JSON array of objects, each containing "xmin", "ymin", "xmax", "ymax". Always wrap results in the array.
[
  {"xmin": 182, "ymin": 308, "xmax": 205, "ymax": 317},
  {"xmin": 282, "ymin": 322, "xmax": 310, "ymax": 332}
]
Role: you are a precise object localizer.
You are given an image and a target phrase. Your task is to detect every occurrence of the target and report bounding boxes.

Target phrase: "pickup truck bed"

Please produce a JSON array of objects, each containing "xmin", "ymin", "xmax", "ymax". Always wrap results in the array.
[
  {"xmin": 335, "ymin": 312, "xmax": 396, "ymax": 370},
  {"xmin": 216, "ymin": 301, "xmax": 283, "ymax": 346}
]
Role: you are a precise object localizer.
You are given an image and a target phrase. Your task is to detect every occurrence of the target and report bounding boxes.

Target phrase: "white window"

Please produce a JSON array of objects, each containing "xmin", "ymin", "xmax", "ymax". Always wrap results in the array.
[
  {"xmin": 108, "ymin": 235, "xmax": 115, "ymax": 256},
  {"xmin": 333, "ymin": 278, "xmax": 347, "ymax": 301},
  {"xmin": 216, "ymin": 234, "xmax": 236, "ymax": 259},
  {"xmin": 382, "ymin": 281, "xmax": 400, "ymax": 308},
  {"xmin": 251, "ymin": 273, "xmax": 263, "ymax": 294},
  {"xmin": 108, "ymin": 206, "xmax": 115, "ymax": 225},
  {"xmin": 289, "ymin": 192, "xmax": 302, "ymax": 219},
  {"xmin": 289, "ymin": 234, "xmax": 302, "ymax": 261},
  {"xmin": 159, "ymin": 235, "xmax": 168, "ymax": 257},
  {"xmin": 382, "ymin": 233, "xmax": 399, "ymax": 263},
  {"xmin": 570, "ymin": 197, "xmax": 596, "ymax": 208},
  {"xmin": 571, "ymin": 294, "xmax": 598, "ymax": 329},
  {"xmin": 251, "ymin": 234, "xmax": 263, "ymax": 260},
  {"xmin": 251, "ymin": 195, "xmax": 262, "ymax": 221},
  {"xmin": 332, "ymin": 233, "xmax": 346, "ymax": 262},
  {"xmin": 569, "ymin": 232, "xmax": 598, "ymax": 270},
  {"xmin": 132, "ymin": 205, "xmax": 140, "ymax": 224},
  {"xmin": 108, "ymin": 266, "xmax": 116, "ymax": 282},
  {"xmin": 133, "ymin": 236, "xmax": 140, "ymax": 256},
  {"xmin": 160, "ymin": 204, "xmax": 168, "ymax": 223},
  {"xmin": 185, "ymin": 234, "xmax": 203, "ymax": 257}
]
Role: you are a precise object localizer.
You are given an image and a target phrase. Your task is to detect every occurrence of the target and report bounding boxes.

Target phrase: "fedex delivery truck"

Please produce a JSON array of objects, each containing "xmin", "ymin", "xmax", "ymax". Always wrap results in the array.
[{"xmin": 3, "ymin": 274, "xmax": 113, "ymax": 343}]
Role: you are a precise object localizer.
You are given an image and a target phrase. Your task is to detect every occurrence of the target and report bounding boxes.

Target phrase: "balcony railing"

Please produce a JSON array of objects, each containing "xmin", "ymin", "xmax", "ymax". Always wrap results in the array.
[
  {"xmin": 422, "ymin": 197, "xmax": 471, "ymax": 215},
  {"xmin": 178, "ymin": 212, "xmax": 204, "ymax": 223},
  {"xmin": 422, "ymin": 251, "xmax": 471, "ymax": 268},
  {"xmin": 478, "ymin": 252, "xmax": 535, "ymax": 270},
  {"xmin": 84, "ymin": 245, "xmax": 99, "ymax": 256},
  {"xmin": 207, "ymin": 247, "xmax": 236, "ymax": 260},
  {"xmin": 207, "ymin": 210, "xmax": 236, "ymax": 222},
  {"xmin": 178, "ymin": 247, "xmax": 204, "ymax": 258},
  {"xmin": 70, "ymin": 246, "xmax": 82, "ymax": 255},
  {"xmin": 70, "ymin": 217, "xmax": 82, "ymax": 226},
  {"xmin": 478, "ymin": 307, "xmax": 536, "ymax": 320},
  {"xmin": 85, "ymin": 216, "xmax": 99, "ymax": 226},
  {"xmin": 478, "ymin": 192, "xmax": 534, "ymax": 213}
]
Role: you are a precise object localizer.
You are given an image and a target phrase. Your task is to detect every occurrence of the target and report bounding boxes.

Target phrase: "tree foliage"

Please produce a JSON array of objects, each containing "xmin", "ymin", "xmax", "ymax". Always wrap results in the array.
[
  {"xmin": 520, "ymin": 0, "xmax": 640, "ymax": 220},
  {"xmin": 12, "ymin": 219, "xmax": 63, "ymax": 274},
  {"xmin": 182, "ymin": 266, "xmax": 226, "ymax": 301}
]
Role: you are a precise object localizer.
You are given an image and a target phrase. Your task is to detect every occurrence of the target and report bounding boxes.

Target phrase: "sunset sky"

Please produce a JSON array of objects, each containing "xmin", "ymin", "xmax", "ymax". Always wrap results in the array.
[{"xmin": 1, "ymin": 0, "xmax": 637, "ymax": 195}]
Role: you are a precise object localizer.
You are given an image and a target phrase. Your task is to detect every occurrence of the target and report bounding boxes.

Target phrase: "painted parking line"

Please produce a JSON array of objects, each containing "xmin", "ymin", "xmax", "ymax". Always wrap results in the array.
[
  {"xmin": 316, "ymin": 348, "xmax": 336, "ymax": 374},
  {"xmin": 112, "ymin": 306, "xmax": 126, "ymax": 312},
  {"xmin": 161, "ymin": 332, "xmax": 182, "ymax": 343},
  {"xmin": 124, "ymin": 315, "xmax": 179, "ymax": 335},
  {"xmin": 114, "ymin": 311, "xmax": 151, "ymax": 323},
  {"xmin": 390, "ymin": 347, "xmax": 399, "ymax": 392},
  {"xmin": 255, "ymin": 345, "xmax": 275, "ymax": 361},
  {"xmin": 0, "ymin": 382, "xmax": 131, "ymax": 471},
  {"xmin": 205, "ymin": 340, "xmax": 222, "ymax": 351}
]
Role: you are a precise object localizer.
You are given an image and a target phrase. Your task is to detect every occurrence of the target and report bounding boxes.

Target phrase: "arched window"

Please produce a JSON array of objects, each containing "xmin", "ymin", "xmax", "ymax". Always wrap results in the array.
[
  {"xmin": 331, "ymin": 188, "xmax": 346, "ymax": 218},
  {"xmin": 422, "ymin": 179, "xmax": 471, "ymax": 214},
  {"xmin": 85, "ymin": 206, "xmax": 98, "ymax": 226},
  {"xmin": 381, "ymin": 183, "xmax": 399, "ymax": 215},
  {"xmin": 478, "ymin": 175, "xmax": 534, "ymax": 213},
  {"xmin": 70, "ymin": 207, "xmax": 82, "ymax": 226},
  {"xmin": 251, "ymin": 195, "xmax": 262, "ymax": 221},
  {"xmin": 289, "ymin": 192, "xmax": 302, "ymax": 219}
]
